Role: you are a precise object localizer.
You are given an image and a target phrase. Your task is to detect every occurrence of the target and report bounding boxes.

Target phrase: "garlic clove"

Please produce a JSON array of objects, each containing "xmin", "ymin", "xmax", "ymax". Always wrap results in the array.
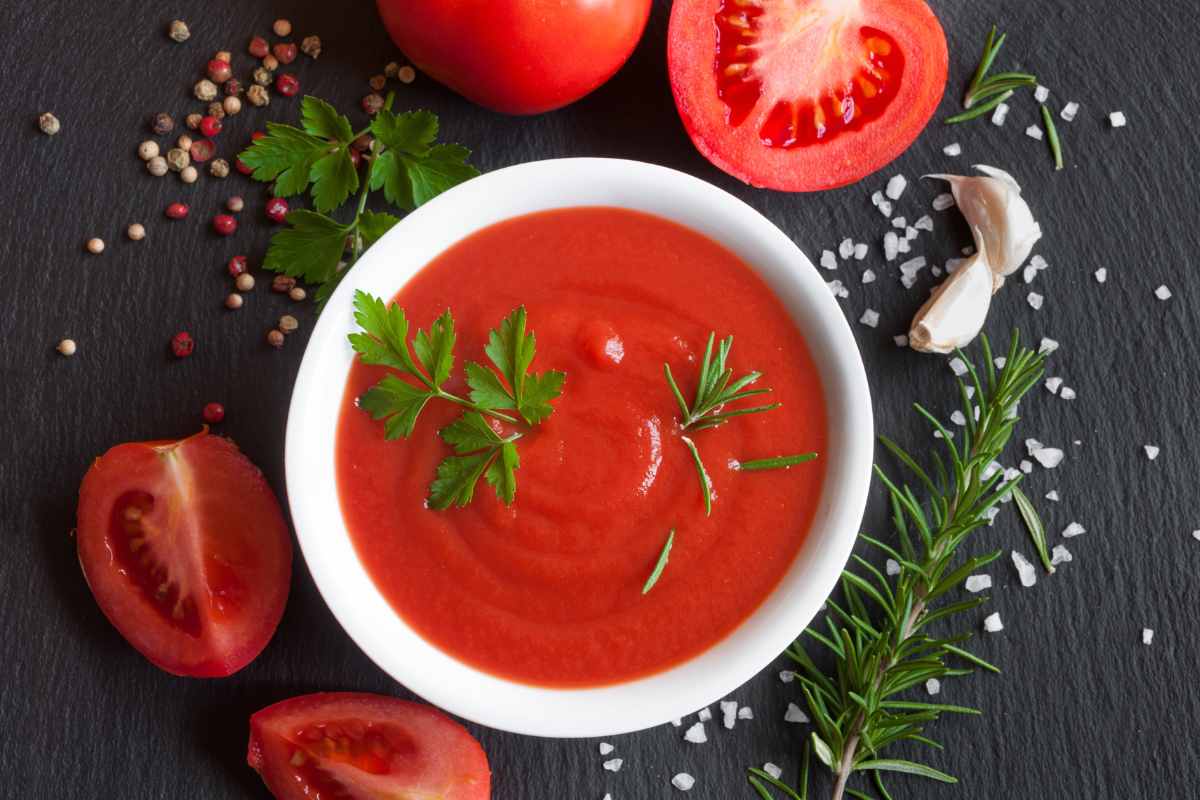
[
  {"xmin": 925, "ymin": 166, "xmax": 1041, "ymax": 277},
  {"xmin": 909, "ymin": 233, "xmax": 994, "ymax": 354}
]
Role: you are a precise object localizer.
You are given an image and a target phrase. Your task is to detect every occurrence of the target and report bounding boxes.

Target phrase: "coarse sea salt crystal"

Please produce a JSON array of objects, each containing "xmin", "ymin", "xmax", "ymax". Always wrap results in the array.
[
  {"xmin": 763, "ymin": 763, "xmax": 783, "ymax": 780},
  {"xmin": 1061, "ymin": 101, "xmax": 1079, "ymax": 122},
  {"xmin": 931, "ymin": 265, "xmax": 942, "ymax": 277},
  {"xmin": 1155, "ymin": 284, "xmax": 1172, "ymax": 300},
  {"xmin": 862, "ymin": 269, "xmax": 876, "ymax": 284},
  {"xmin": 1095, "ymin": 268, "xmax": 1107, "ymax": 283},
  {"xmin": 1062, "ymin": 521, "xmax": 1087, "ymax": 538},
  {"xmin": 871, "ymin": 190, "xmax": 884, "ymax": 206},
  {"xmin": 965, "ymin": 385, "xmax": 975, "ymax": 399},
  {"xmin": 672, "ymin": 773, "xmax": 696, "ymax": 791},
  {"xmin": 1028, "ymin": 292, "xmax": 1044, "ymax": 310},
  {"xmin": 949, "ymin": 357, "xmax": 968, "ymax": 376},
  {"xmin": 1109, "ymin": 111, "xmax": 1127, "ymax": 128},
  {"xmin": 671, "ymin": 718, "xmax": 682, "ymax": 727},
  {"xmin": 892, "ymin": 216, "xmax": 907, "ymax": 229},
  {"xmin": 1059, "ymin": 387, "xmax": 1076, "ymax": 400},
  {"xmin": 1030, "ymin": 254, "xmax": 1048, "ymax": 271},
  {"xmin": 721, "ymin": 700, "xmax": 738, "ymax": 730},
  {"xmin": 839, "ymin": 238, "xmax": 855, "ymax": 259},
  {"xmin": 784, "ymin": 703, "xmax": 809, "ymax": 724},
  {"xmin": 951, "ymin": 410, "xmax": 967, "ymax": 426},
  {"xmin": 1142, "ymin": 628, "xmax": 1154, "ymax": 645},
  {"xmin": 982, "ymin": 460, "xmax": 1002, "ymax": 480},
  {"xmin": 914, "ymin": 214, "xmax": 934, "ymax": 232},
  {"xmin": 860, "ymin": 309, "xmax": 880, "ymax": 328},
  {"xmin": 697, "ymin": 707, "xmax": 712, "ymax": 722},
  {"xmin": 1012, "ymin": 551, "xmax": 1037, "ymax": 587},
  {"xmin": 599, "ymin": 742, "xmax": 614, "ymax": 756},
  {"xmin": 1192, "ymin": 530, "xmax": 1200, "ymax": 542},
  {"xmin": 1034, "ymin": 85, "xmax": 1050, "ymax": 103},
  {"xmin": 1033, "ymin": 447, "xmax": 1064, "ymax": 468},
  {"xmin": 853, "ymin": 242, "xmax": 869, "ymax": 260},
  {"xmin": 1003, "ymin": 467, "xmax": 1022, "ymax": 483},
  {"xmin": 1039, "ymin": 337, "xmax": 1059, "ymax": 354},
  {"xmin": 820, "ymin": 250, "xmax": 838, "ymax": 270},
  {"xmin": 1023, "ymin": 265, "xmax": 1038, "ymax": 284},
  {"xmin": 738, "ymin": 706, "xmax": 754, "ymax": 720},
  {"xmin": 604, "ymin": 794, "xmax": 612, "ymax": 800},
  {"xmin": 1025, "ymin": 438, "xmax": 1043, "ymax": 454},
  {"xmin": 603, "ymin": 758, "xmax": 624, "ymax": 772},
  {"xmin": 983, "ymin": 612, "xmax": 1004, "ymax": 633},
  {"xmin": 1020, "ymin": 459, "xmax": 1033, "ymax": 473},
  {"xmin": 886, "ymin": 558, "xmax": 900, "ymax": 575},
  {"xmin": 886, "ymin": 174, "xmax": 908, "ymax": 200},
  {"xmin": 896, "ymin": 236, "xmax": 911, "ymax": 254},
  {"xmin": 899, "ymin": 256, "xmax": 926, "ymax": 288},
  {"xmin": 683, "ymin": 722, "xmax": 707, "ymax": 743},
  {"xmin": 932, "ymin": 192, "xmax": 956, "ymax": 211},
  {"xmin": 1045, "ymin": 490, "xmax": 1060, "ymax": 501},
  {"xmin": 1025, "ymin": 124, "xmax": 1044, "ymax": 140},
  {"xmin": 992, "ymin": 102, "xmax": 1010, "ymax": 126},
  {"xmin": 926, "ymin": 678, "xmax": 941, "ymax": 695},
  {"xmin": 905, "ymin": 226, "xmax": 919, "ymax": 241},
  {"xmin": 1051, "ymin": 544, "xmax": 1073, "ymax": 565},
  {"xmin": 894, "ymin": 334, "xmax": 909, "ymax": 347},
  {"xmin": 877, "ymin": 199, "xmax": 893, "ymax": 217},
  {"xmin": 826, "ymin": 280, "xmax": 849, "ymax": 299},
  {"xmin": 994, "ymin": 356, "xmax": 1007, "ymax": 369},
  {"xmin": 943, "ymin": 142, "xmax": 962, "ymax": 156},
  {"xmin": 984, "ymin": 506, "xmax": 1001, "ymax": 525},
  {"xmin": 965, "ymin": 574, "xmax": 992, "ymax": 593},
  {"xmin": 779, "ymin": 670, "xmax": 796, "ymax": 683},
  {"xmin": 1144, "ymin": 444, "xmax": 1160, "ymax": 460},
  {"xmin": 1045, "ymin": 377, "xmax": 1062, "ymax": 394},
  {"xmin": 883, "ymin": 230, "xmax": 899, "ymax": 261}
]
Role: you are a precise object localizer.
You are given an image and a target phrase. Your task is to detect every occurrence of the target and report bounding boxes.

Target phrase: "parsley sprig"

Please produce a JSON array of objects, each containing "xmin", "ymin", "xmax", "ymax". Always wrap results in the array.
[
  {"xmin": 349, "ymin": 291, "xmax": 564, "ymax": 509},
  {"xmin": 665, "ymin": 333, "xmax": 816, "ymax": 513},
  {"xmin": 240, "ymin": 95, "xmax": 479, "ymax": 306}
]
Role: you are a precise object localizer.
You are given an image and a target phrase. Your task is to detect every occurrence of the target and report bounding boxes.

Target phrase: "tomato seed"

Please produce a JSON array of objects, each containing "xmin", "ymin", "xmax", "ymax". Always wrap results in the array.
[{"xmin": 202, "ymin": 402, "xmax": 225, "ymax": 423}]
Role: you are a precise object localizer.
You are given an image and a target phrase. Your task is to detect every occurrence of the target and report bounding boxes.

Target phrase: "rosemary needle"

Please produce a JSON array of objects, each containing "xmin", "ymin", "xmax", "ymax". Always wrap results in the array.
[
  {"xmin": 739, "ymin": 453, "xmax": 819, "ymax": 471},
  {"xmin": 642, "ymin": 529, "xmax": 675, "ymax": 594},
  {"xmin": 945, "ymin": 89, "xmax": 1012, "ymax": 124},
  {"xmin": 1013, "ymin": 484, "xmax": 1054, "ymax": 572},
  {"xmin": 1041, "ymin": 104, "xmax": 1064, "ymax": 170}
]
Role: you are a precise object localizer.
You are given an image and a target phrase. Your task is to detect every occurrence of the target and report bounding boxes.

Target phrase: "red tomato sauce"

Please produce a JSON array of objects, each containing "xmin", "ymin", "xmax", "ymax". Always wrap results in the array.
[{"xmin": 335, "ymin": 207, "xmax": 827, "ymax": 687}]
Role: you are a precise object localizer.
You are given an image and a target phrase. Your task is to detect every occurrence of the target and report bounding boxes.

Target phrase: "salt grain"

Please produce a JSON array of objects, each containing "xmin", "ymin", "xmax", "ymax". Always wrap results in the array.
[
  {"xmin": 899, "ymin": 256, "xmax": 926, "ymax": 289},
  {"xmin": 1144, "ymin": 444, "xmax": 1160, "ymax": 460},
  {"xmin": 820, "ymin": 249, "xmax": 838, "ymax": 270},
  {"xmin": 1061, "ymin": 101, "xmax": 1079, "ymax": 122},
  {"xmin": 914, "ymin": 214, "xmax": 934, "ymax": 232},
  {"xmin": 892, "ymin": 216, "xmax": 907, "ymax": 229},
  {"xmin": 763, "ymin": 763, "xmax": 783, "ymax": 780},
  {"xmin": 738, "ymin": 707, "xmax": 754, "ymax": 720},
  {"xmin": 671, "ymin": 718, "xmax": 682, "ymax": 727},
  {"xmin": 599, "ymin": 742, "xmax": 614, "ymax": 755},
  {"xmin": 853, "ymin": 242, "xmax": 869, "ymax": 260},
  {"xmin": 1033, "ymin": 447, "xmax": 1065, "ymax": 468},
  {"xmin": 1059, "ymin": 387, "xmax": 1076, "ymax": 400},
  {"xmin": 1030, "ymin": 255, "xmax": 1048, "ymax": 271},
  {"xmin": 1045, "ymin": 377, "xmax": 1062, "ymax": 394},
  {"xmin": 1155, "ymin": 285, "xmax": 1172, "ymax": 300},
  {"xmin": 991, "ymin": 102, "xmax": 1010, "ymax": 126},
  {"xmin": 1046, "ymin": 490, "xmax": 1060, "ymax": 502},
  {"xmin": 931, "ymin": 266, "xmax": 943, "ymax": 277},
  {"xmin": 1025, "ymin": 438, "xmax": 1044, "ymax": 454},
  {"xmin": 1034, "ymin": 85, "xmax": 1050, "ymax": 103},
  {"xmin": 871, "ymin": 190, "xmax": 884, "ymax": 206},
  {"xmin": 1020, "ymin": 459, "xmax": 1033, "ymax": 474},
  {"xmin": 965, "ymin": 574, "xmax": 992, "ymax": 593},
  {"xmin": 943, "ymin": 142, "xmax": 962, "ymax": 156},
  {"xmin": 697, "ymin": 708, "xmax": 712, "ymax": 722},
  {"xmin": 925, "ymin": 678, "xmax": 942, "ymax": 695},
  {"xmin": 932, "ymin": 192, "xmax": 956, "ymax": 211},
  {"xmin": 893, "ymin": 334, "xmax": 909, "ymax": 347},
  {"xmin": 721, "ymin": 700, "xmax": 738, "ymax": 730},
  {"xmin": 1062, "ymin": 521, "xmax": 1087, "ymax": 538},
  {"xmin": 995, "ymin": 357, "xmax": 1007, "ymax": 369},
  {"xmin": 784, "ymin": 703, "xmax": 809, "ymax": 723},
  {"xmin": 983, "ymin": 612, "xmax": 1004, "ymax": 633},
  {"xmin": 886, "ymin": 558, "xmax": 901, "ymax": 575},
  {"xmin": 1028, "ymin": 292, "xmax": 1044, "ymax": 310},
  {"xmin": 860, "ymin": 309, "xmax": 880, "ymax": 328},
  {"xmin": 1025, "ymin": 124, "xmax": 1044, "ymax": 140},
  {"xmin": 1142, "ymin": 628, "xmax": 1154, "ymax": 645},
  {"xmin": 1011, "ymin": 551, "xmax": 1037, "ymax": 587},
  {"xmin": 896, "ymin": 237, "xmax": 911, "ymax": 255},
  {"xmin": 883, "ymin": 230, "xmax": 899, "ymax": 261},
  {"xmin": 826, "ymin": 280, "xmax": 849, "ymax": 299},
  {"xmin": 905, "ymin": 226, "xmax": 919, "ymax": 241},
  {"xmin": 1023, "ymin": 265, "xmax": 1038, "ymax": 284},
  {"xmin": 839, "ymin": 238, "xmax": 855, "ymax": 259},
  {"xmin": 672, "ymin": 773, "xmax": 696, "ymax": 791},
  {"xmin": 1109, "ymin": 111, "xmax": 1127, "ymax": 128},
  {"xmin": 1094, "ymin": 268, "xmax": 1107, "ymax": 283},
  {"xmin": 951, "ymin": 410, "xmax": 967, "ymax": 426},
  {"xmin": 779, "ymin": 670, "xmax": 796, "ymax": 683},
  {"xmin": 1039, "ymin": 337, "xmax": 1059, "ymax": 354},
  {"xmin": 683, "ymin": 723, "xmax": 707, "ymax": 744},
  {"xmin": 985, "ymin": 506, "xmax": 1001, "ymax": 525},
  {"xmin": 982, "ymin": 461, "xmax": 1002, "ymax": 480},
  {"xmin": 603, "ymin": 758, "xmax": 623, "ymax": 772},
  {"xmin": 885, "ymin": 174, "xmax": 908, "ymax": 200},
  {"xmin": 862, "ymin": 269, "xmax": 876, "ymax": 284},
  {"xmin": 949, "ymin": 357, "xmax": 968, "ymax": 376},
  {"xmin": 1192, "ymin": 530, "xmax": 1200, "ymax": 542},
  {"xmin": 1051, "ymin": 544, "xmax": 1073, "ymax": 565},
  {"xmin": 877, "ymin": 199, "xmax": 893, "ymax": 217}
]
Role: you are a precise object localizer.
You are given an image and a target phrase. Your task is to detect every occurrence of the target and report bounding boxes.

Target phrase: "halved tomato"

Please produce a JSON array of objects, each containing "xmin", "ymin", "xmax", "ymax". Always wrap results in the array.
[
  {"xmin": 247, "ymin": 693, "xmax": 491, "ymax": 800},
  {"xmin": 76, "ymin": 430, "xmax": 291, "ymax": 677},
  {"xmin": 668, "ymin": 0, "xmax": 948, "ymax": 191}
]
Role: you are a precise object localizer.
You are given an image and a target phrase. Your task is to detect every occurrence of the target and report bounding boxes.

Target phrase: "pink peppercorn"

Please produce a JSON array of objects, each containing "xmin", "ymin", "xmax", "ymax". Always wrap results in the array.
[
  {"xmin": 202, "ymin": 402, "xmax": 225, "ymax": 424},
  {"xmin": 251, "ymin": 130, "xmax": 266, "ymax": 142},
  {"xmin": 275, "ymin": 73, "xmax": 300, "ymax": 97},
  {"xmin": 265, "ymin": 197, "xmax": 289, "ymax": 223},
  {"xmin": 189, "ymin": 139, "xmax": 216, "ymax": 163},
  {"xmin": 165, "ymin": 202, "xmax": 189, "ymax": 220},
  {"xmin": 207, "ymin": 59, "xmax": 232, "ymax": 84},
  {"xmin": 199, "ymin": 115, "xmax": 222, "ymax": 137},
  {"xmin": 249, "ymin": 36, "xmax": 270, "ymax": 58},
  {"xmin": 213, "ymin": 214, "xmax": 238, "ymax": 236},
  {"xmin": 227, "ymin": 255, "xmax": 248, "ymax": 276},
  {"xmin": 170, "ymin": 332, "xmax": 195, "ymax": 358},
  {"xmin": 272, "ymin": 42, "xmax": 297, "ymax": 64},
  {"xmin": 235, "ymin": 158, "xmax": 253, "ymax": 175}
]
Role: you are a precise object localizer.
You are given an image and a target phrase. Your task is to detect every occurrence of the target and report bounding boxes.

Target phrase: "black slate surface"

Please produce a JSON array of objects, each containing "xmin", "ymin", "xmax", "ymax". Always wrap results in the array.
[{"xmin": 3, "ymin": 1, "xmax": 1200, "ymax": 797}]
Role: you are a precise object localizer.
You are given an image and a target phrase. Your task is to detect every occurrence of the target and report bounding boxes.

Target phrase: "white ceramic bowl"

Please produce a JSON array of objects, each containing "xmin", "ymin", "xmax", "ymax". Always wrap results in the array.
[{"xmin": 286, "ymin": 157, "xmax": 873, "ymax": 738}]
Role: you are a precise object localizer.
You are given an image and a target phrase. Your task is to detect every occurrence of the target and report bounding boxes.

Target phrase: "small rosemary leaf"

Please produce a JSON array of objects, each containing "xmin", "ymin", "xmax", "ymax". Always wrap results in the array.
[
  {"xmin": 810, "ymin": 733, "xmax": 835, "ymax": 769},
  {"xmin": 1041, "ymin": 104, "xmax": 1064, "ymax": 170},
  {"xmin": 309, "ymin": 147, "xmax": 359, "ymax": 213},
  {"xmin": 429, "ymin": 451, "xmax": 493, "ymax": 509},
  {"xmin": 412, "ymin": 310, "xmax": 456, "ymax": 388},
  {"xmin": 642, "ymin": 529, "xmax": 674, "ymax": 595},
  {"xmin": 238, "ymin": 123, "xmax": 327, "ymax": 196},
  {"xmin": 746, "ymin": 768, "xmax": 805, "ymax": 800},
  {"xmin": 746, "ymin": 776, "xmax": 773, "ymax": 800},
  {"xmin": 299, "ymin": 95, "xmax": 353, "ymax": 143},
  {"xmin": 881, "ymin": 700, "xmax": 981, "ymax": 715},
  {"xmin": 844, "ymin": 789, "xmax": 874, "ymax": 800},
  {"xmin": 465, "ymin": 362, "xmax": 516, "ymax": 411},
  {"xmin": 1013, "ymin": 485, "xmax": 1054, "ymax": 572},
  {"xmin": 369, "ymin": 109, "xmax": 438, "ymax": 157},
  {"xmin": 439, "ymin": 411, "xmax": 502, "ymax": 455},
  {"xmin": 519, "ymin": 370, "xmax": 566, "ymax": 425},
  {"xmin": 484, "ymin": 441, "xmax": 519, "ymax": 504},
  {"xmin": 738, "ymin": 453, "xmax": 819, "ymax": 471},
  {"xmin": 854, "ymin": 759, "xmax": 957, "ymax": 784},
  {"xmin": 405, "ymin": 144, "xmax": 481, "ymax": 207},
  {"xmin": 264, "ymin": 210, "xmax": 353, "ymax": 285},
  {"xmin": 680, "ymin": 435, "xmax": 712, "ymax": 515},
  {"xmin": 357, "ymin": 211, "xmax": 400, "ymax": 249},
  {"xmin": 347, "ymin": 291, "xmax": 424, "ymax": 379},
  {"xmin": 358, "ymin": 375, "xmax": 434, "ymax": 439},
  {"xmin": 945, "ymin": 89, "xmax": 1013, "ymax": 124}
]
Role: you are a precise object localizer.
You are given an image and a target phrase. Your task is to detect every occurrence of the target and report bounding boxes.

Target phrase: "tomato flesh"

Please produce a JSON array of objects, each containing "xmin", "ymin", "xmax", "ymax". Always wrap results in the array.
[
  {"xmin": 248, "ymin": 693, "xmax": 490, "ymax": 800},
  {"xmin": 76, "ymin": 431, "xmax": 291, "ymax": 677},
  {"xmin": 670, "ymin": 0, "xmax": 947, "ymax": 191}
]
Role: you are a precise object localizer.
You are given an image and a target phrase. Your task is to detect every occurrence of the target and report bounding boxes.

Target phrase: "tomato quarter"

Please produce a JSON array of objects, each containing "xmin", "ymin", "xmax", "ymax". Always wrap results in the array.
[
  {"xmin": 76, "ymin": 430, "xmax": 292, "ymax": 677},
  {"xmin": 247, "ymin": 693, "xmax": 491, "ymax": 800},
  {"xmin": 668, "ymin": 0, "xmax": 948, "ymax": 191},
  {"xmin": 375, "ymin": 0, "xmax": 652, "ymax": 114}
]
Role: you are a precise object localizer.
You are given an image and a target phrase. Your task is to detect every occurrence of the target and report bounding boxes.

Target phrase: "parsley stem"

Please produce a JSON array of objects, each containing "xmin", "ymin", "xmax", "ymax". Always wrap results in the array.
[{"xmin": 435, "ymin": 390, "xmax": 520, "ymax": 425}]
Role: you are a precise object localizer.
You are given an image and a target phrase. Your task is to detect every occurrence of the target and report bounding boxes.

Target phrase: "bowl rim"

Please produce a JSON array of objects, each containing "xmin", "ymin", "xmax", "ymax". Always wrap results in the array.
[{"xmin": 285, "ymin": 157, "xmax": 873, "ymax": 738}]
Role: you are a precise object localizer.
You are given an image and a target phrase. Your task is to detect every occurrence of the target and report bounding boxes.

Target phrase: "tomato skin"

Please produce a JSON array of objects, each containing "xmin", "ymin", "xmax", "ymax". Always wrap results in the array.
[
  {"xmin": 375, "ymin": 0, "xmax": 651, "ymax": 114},
  {"xmin": 248, "ymin": 693, "xmax": 491, "ymax": 800},
  {"xmin": 76, "ymin": 431, "xmax": 291, "ymax": 677},
  {"xmin": 668, "ymin": 0, "xmax": 948, "ymax": 191}
]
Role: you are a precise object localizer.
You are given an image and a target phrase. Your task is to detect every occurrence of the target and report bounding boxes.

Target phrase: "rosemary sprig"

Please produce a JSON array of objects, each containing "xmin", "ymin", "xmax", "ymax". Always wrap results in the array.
[
  {"xmin": 1041, "ymin": 105, "xmax": 1064, "ymax": 170},
  {"xmin": 751, "ymin": 332, "xmax": 1048, "ymax": 800},
  {"xmin": 948, "ymin": 25, "xmax": 1037, "ymax": 124}
]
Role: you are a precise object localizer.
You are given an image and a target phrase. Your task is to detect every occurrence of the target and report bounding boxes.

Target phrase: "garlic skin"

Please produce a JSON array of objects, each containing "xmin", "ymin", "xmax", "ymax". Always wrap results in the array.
[
  {"xmin": 926, "ymin": 165, "xmax": 1042, "ymax": 279},
  {"xmin": 909, "ymin": 234, "xmax": 994, "ymax": 354}
]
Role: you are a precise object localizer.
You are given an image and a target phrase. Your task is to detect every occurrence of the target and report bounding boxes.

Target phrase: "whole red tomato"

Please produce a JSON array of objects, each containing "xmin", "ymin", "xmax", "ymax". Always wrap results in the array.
[{"xmin": 376, "ymin": 0, "xmax": 652, "ymax": 115}]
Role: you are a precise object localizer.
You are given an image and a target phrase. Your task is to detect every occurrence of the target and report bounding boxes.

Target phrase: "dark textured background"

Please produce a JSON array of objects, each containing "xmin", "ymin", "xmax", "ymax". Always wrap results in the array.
[{"xmin": 3, "ymin": 0, "xmax": 1199, "ymax": 797}]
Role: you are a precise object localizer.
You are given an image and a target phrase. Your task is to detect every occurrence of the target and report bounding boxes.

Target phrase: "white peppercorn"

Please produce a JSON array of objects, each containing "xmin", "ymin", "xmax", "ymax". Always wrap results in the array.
[
  {"xmin": 209, "ymin": 159, "xmax": 230, "ymax": 178},
  {"xmin": 85, "ymin": 238, "xmax": 105, "ymax": 254},
  {"xmin": 127, "ymin": 223, "xmax": 146, "ymax": 241},
  {"xmin": 38, "ymin": 112, "xmax": 61, "ymax": 135},
  {"xmin": 222, "ymin": 96, "xmax": 242, "ymax": 116},
  {"xmin": 180, "ymin": 165, "xmax": 199, "ymax": 184},
  {"xmin": 138, "ymin": 140, "xmax": 160, "ymax": 161},
  {"xmin": 272, "ymin": 18, "xmax": 292, "ymax": 36},
  {"xmin": 166, "ymin": 147, "xmax": 190, "ymax": 172},
  {"xmin": 246, "ymin": 84, "xmax": 270, "ymax": 107},
  {"xmin": 194, "ymin": 79, "xmax": 218, "ymax": 101},
  {"xmin": 57, "ymin": 339, "xmax": 77, "ymax": 356},
  {"xmin": 147, "ymin": 156, "xmax": 169, "ymax": 176},
  {"xmin": 168, "ymin": 20, "xmax": 190, "ymax": 42}
]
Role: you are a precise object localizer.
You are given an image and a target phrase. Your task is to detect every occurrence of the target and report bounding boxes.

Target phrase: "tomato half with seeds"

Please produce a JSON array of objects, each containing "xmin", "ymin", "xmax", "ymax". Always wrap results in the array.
[
  {"xmin": 247, "ymin": 693, "xmax": 491, "ymax": 800},
  {"xmin": 76, "ymin": 430, "xmax": 291, "ymax": 677},
  {"xmin": 668, "ymin": 0, "xmax": 948, "ymax": 191}
]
